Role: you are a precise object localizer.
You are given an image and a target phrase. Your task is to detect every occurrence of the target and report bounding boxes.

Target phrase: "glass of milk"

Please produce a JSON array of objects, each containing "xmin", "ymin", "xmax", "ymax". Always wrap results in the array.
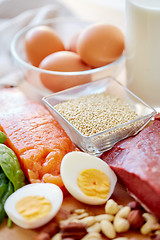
[{"xmin": 125, "ymin": 0, "xmax": 160, "ymax": 111}]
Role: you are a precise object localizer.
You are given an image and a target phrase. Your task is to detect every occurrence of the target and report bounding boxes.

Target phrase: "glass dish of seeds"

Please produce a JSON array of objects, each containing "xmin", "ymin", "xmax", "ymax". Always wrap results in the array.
[{"xmin": 43, "ymin": 77, "xmax": 156, "ymax": 156}]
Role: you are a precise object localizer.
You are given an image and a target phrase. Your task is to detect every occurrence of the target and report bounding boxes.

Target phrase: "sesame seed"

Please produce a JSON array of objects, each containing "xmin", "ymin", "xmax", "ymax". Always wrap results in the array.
[{"xmin": 54, "ymin": 92, "xmax": 139, "ymax": 136}]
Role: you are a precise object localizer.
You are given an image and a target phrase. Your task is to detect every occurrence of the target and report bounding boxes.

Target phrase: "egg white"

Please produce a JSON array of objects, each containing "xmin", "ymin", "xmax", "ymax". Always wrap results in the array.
[
  {"xmin": 60, "ymin": 151, "xmax": 117, "ymax": 205},
  {"xmin": 4, "ymin": 183, "xmax": 63, "ymax": 229}
]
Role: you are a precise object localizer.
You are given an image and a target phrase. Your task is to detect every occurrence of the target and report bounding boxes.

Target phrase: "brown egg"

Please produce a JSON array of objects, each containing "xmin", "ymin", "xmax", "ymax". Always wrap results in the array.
[
  {"xmin": 77, "ymin": 23, "xmax": 125, "ymax": 68},
  {"xmin": 68, "ymin": 31, "xmax": 81, "ymax": 53},
  {"xmin": 25, "ymin": 26, "xmax": 65, "ymax": 67},
  {"xmin": 39, "ymin": 51, "xmax": 91, "ymax": 92}
]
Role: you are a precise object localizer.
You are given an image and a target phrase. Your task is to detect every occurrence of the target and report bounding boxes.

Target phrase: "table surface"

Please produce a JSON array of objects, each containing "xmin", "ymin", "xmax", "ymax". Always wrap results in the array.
[{"xmin": 0, "ymin": 181, "xmax": 150, "ymax": 240}]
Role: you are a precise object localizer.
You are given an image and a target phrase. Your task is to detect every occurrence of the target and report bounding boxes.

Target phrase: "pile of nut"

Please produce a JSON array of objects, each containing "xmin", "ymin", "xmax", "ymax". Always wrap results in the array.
[{"xmin": 35, "ymin": 199, "xmax": 160, "ymax": 240}]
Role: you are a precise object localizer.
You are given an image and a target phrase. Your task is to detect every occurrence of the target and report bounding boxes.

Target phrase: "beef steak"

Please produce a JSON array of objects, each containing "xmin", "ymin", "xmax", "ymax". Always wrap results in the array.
[{"xmin": 101, "ymin": 119, "xmax": 160, "ymax": 218}]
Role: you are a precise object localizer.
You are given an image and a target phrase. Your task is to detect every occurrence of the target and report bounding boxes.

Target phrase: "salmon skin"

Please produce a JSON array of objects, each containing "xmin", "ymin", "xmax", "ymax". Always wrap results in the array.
[
  {"xmin": 102, "ymin": 119, "xmax": 160, "ymax": 218},
  {"xmin": 0, "ymin": 88, "xmax": 76, "ymax": 187}
]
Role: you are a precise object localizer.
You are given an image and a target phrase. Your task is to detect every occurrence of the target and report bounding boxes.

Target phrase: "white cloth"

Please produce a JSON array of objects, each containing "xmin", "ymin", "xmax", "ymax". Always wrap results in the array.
[{"xmin": 0, "ymin": 0, "xmax": 73, "ymax": 87}]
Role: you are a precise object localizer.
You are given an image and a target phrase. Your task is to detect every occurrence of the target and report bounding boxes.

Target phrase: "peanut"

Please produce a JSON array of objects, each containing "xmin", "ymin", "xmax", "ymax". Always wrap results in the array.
[
  {"xmin": 87, "ymin": 222, "xmax": 101, "ymax": 233},
  {"xmin": 155, "ymin": 230, "xmax": 160, "ymax": 235},
  {"xmin": 70, "ymin": 212, "xmax": 89, "ymax": 220},
  {"xmin": 105, "ymin": 199, "xmax": 119, "ymax": 215},
  {"xmin": 51, "ymin": 233, "xmax": 62, "ymax": 240},
  {"xmin": 118, "ymin": 205, "xmax": 123, "ymax": 210},
  {"xmin": 101, "ymin": 219, "xmax": 116, "ymax": 239},
  {"xmin": 127, "ymin": 210, "xmax": 144, "ymax": 229},
  {"xmin": 152, "ymin": 223, "xmax": 160, "ymax": 231},
  {"xmin": 72, "ymin": 209, "xmax": 86, "ymax": 214},
  {"xmin": 140, "ymin": 213, "xmax": 159, "ymax": 235},
  {"xmin": 114, "ymin": 218, "xmax": 130, "ymax": 233},
  {"xmin": 79, "ymin": 216, "xmax": 96, "ymax": 227},
  {"xmin": 60, "ymin": 212, "xmax": 88, "ymax": 225},
  {"xmin": 95, "ymin": 214, "xmax": 114, "ymax": 222},
  {"xmin": 81, "ymin": 232, "xmax": 102, "ymax": 240},
  {"xmin": 114, "ymin": 206, "xmax": 131, "ymax": 233}
]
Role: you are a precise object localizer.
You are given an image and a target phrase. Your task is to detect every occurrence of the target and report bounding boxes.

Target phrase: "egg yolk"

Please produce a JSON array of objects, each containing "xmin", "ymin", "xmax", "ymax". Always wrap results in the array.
[
  {"xmin": 77, "ymin": 169, "xmax": 110, "ymax": 199},
  {"xmin": 16, "ymin": 196, "xmax": 52, "ymax": 222}
]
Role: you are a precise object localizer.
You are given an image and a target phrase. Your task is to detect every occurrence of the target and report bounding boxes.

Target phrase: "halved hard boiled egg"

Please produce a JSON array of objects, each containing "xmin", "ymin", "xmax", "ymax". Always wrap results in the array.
[
  {"xmin": 60, "ymin": 152, "xmax": 117, "ymax": 205},
  {"xmin": 4, "ymin": 183, "xmax": 63, "ymax": 229}
]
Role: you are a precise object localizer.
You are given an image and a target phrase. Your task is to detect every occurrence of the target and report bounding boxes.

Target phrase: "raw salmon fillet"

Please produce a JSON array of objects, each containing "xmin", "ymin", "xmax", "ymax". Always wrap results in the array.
[{"xmin": 0, "ymin": 88, "xmax": 77, "ymax": 187}]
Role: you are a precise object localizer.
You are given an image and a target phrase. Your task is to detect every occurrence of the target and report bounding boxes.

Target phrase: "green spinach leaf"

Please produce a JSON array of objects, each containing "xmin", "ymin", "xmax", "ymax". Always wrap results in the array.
[
  {"xmin": 0, "ymin": 131, "xmax": 6, "ymax": 144},
  {"xmin": 0, "ymin": 144, "xmax": 25, "ymax": 191},
  {"xmin": 0, "ymin": 169, "xmax": 8, "ymax": 199},
  {"xmin": 0, "ymin": 170, "xmax": 14, "ymax": 224}
]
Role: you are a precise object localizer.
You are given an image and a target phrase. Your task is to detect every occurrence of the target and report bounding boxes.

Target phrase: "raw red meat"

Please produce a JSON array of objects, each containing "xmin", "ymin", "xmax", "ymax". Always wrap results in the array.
[{"xmin": 101, "ymin": 119, "xmax": 160, "ymax": 218}]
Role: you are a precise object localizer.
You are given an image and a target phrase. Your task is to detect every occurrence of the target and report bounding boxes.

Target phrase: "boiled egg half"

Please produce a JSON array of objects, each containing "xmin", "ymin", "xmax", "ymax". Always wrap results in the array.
[
  {"xmin": 4, "ymin": 183, "xmax": 63, "ymax": 229},
  {"xmin": 60, "ymin": 152, "xmax": 117, "ymax": 205}
]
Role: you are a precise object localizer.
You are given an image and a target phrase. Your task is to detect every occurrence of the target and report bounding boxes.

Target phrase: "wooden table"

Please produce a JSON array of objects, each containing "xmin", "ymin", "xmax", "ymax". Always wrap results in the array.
[{"xmin": 0, "ymin": 181, "xmax": 150, "ymax": 240}]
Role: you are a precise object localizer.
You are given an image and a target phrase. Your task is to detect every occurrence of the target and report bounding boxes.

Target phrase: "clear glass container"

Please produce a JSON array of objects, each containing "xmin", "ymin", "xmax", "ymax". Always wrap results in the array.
[
  {"xmin": 125, "ymin": 0, "xmax": 160, "ymax": 111},
  {"xmin": 43, "ymin": 77, "xmax": 156, "ymax": 156},
  {"xmin": 11, "ymin": 18, "xmax": 124, "ymax": 97}
]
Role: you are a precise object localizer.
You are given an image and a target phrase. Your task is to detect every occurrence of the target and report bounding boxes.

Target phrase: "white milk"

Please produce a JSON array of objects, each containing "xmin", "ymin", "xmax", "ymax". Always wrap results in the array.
[{"xmin": 125, "ymin": 0, "xmax": 160, "ymax": 110}]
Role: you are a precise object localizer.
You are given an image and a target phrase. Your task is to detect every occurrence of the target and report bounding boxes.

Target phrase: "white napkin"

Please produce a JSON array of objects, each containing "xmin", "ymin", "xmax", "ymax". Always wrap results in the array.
[{"xmin": 0, "ymin": 0, "xmax": 74, "ymax": 87}]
